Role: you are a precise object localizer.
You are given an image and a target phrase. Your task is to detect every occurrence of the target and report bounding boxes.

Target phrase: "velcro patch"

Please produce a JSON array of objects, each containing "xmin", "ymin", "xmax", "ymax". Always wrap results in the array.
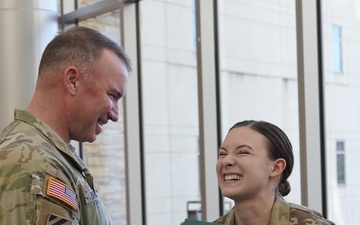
[
  {"xmin": 46, "ymin": 177, "xmax": 76, "ymax": 210},
  {"xmin": 46, "ymin": 214, "xmax": 71, "ymax": 225}
]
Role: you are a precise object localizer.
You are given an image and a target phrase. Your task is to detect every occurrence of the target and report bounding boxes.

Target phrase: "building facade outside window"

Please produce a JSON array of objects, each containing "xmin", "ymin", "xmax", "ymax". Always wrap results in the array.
[
  {"xmin": 139, "ymin": 1, "xmax": 201, "ymax": 225},
  {"xmin": 322, "ymin": 0, "xmax": 360, "ymax": 224},
  {"xmin": 217, "ymin": 0, "xmax": 301, "ymax": 208}
]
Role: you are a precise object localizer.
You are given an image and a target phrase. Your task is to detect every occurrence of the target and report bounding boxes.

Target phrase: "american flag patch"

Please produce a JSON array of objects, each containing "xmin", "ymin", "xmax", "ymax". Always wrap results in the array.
[{"xmin": 46, "ymin": 177, "xmax": 76, "ymax": 210}]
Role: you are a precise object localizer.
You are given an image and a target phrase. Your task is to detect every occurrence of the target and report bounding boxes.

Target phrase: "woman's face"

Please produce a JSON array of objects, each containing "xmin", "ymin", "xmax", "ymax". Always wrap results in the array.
[{"xmin": 216, "ymin": 126, "xmax": 276, "ymax": 202}]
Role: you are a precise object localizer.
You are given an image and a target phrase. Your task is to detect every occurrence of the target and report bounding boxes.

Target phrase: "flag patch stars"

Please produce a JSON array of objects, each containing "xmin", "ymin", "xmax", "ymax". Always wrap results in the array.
[{"xmin": 46, "ymin": 177, "xmax": 77, "ymax": 210}]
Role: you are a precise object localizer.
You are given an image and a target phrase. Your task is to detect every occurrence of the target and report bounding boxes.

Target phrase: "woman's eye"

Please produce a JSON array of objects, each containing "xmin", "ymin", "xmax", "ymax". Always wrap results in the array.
[
  {"xmin": 238, "ymin": 151, "xmax": 249, "ymax": 155},
  {"xmin": 218, "ymin": 152, "xmax": 227, "ymax": 157}
]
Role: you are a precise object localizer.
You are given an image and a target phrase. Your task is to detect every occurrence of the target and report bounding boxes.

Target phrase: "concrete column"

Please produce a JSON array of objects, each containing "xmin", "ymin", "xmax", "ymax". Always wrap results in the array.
[{"xmin": 0, "ymin": 0, "xmax": 57, "ymax": 131}]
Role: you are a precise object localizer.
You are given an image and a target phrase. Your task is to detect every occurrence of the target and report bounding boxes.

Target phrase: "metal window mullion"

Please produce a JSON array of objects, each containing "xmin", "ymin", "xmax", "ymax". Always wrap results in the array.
[
  {"xmin": 296, "ymin": 0, "xmax": 326, "ymax": 215},
  {"xmin": 58, "ymin": 0, "xmax": 121, "ymax": 24},
  {"xmin": 121, "ymin": 2, "xmax": 145, "ymax": 225},
  {"xmin": 196, "ymin": 0, "xmax": 221, "ymax": 221}
]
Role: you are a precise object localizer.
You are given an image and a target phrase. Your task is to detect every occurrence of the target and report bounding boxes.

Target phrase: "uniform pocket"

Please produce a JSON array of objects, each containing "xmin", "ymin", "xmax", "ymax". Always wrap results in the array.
[
  {"xmin": 35, "ymin": 199, "xmax": 78, "ymax": 225},
  {"xmin": 77, "ymin": 175, "xmax": 99, "ymax": 205}
]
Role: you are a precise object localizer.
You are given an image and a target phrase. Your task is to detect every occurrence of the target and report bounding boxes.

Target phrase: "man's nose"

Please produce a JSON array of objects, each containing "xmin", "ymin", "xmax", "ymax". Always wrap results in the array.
[{"xmin": 109, "ymin": 101, "xmax": 119, "ymax": 122}]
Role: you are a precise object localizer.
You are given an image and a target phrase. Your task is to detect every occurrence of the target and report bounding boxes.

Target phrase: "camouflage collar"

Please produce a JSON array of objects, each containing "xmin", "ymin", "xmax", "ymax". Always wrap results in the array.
[{"xmin": 14, "ymin": 109, "xmax": 86, "ymax": 172}]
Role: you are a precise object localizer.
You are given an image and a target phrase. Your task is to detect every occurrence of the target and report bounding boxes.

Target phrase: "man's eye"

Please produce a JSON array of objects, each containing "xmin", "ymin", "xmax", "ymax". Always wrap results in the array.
[{"xmin": 109, "ymin": 95, "xmax": 115, "ymax": 101}]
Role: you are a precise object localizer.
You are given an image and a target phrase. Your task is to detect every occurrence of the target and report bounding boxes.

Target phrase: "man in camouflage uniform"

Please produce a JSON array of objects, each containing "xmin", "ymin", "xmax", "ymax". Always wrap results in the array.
[{"xmin": 0, "ymin": 27, "xmax": 131, "ymax": 225}]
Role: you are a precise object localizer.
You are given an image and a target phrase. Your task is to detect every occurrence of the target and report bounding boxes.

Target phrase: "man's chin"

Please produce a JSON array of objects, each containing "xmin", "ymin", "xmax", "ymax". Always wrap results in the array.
[
  {"xmin": 87, "ymin": 135, "xmax": 98, "ymax": 143},
  {"xmin": 79, "ymin": 134, "xmax": 98, "ymax": 143}
]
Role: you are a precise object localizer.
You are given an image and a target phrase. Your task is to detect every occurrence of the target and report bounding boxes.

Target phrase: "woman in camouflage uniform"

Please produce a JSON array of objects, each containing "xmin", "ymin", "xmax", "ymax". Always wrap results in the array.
[{"xmin": 214, "ymin": 120, "xmax": 335, "ymax": 225}]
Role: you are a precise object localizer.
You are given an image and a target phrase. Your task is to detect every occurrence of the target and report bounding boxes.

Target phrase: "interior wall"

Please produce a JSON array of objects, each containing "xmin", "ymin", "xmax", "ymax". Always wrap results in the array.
[{"xmin": 0, "ymin": 0, "xmax": 58, "ymax": 130}]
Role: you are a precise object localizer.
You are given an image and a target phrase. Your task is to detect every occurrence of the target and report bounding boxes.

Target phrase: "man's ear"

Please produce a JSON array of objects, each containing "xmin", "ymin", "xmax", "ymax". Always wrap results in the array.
[
  {"xmin": 63, "ymin": 66, "xmax": 81, "ymax": 95},
  {"xmin": 270, "ymin": 158, "xmax": 286, "ymax": 178}
]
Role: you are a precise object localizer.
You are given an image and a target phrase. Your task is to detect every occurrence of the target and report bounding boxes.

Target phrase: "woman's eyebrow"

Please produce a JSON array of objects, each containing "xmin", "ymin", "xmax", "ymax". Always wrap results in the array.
[
  {"xmin": 218, "ymin": 144, "xmax": 254, "ymax": 151},
  {"xmin": 235, "ymin": 145, "xmax": 254, "ymax": 150}
]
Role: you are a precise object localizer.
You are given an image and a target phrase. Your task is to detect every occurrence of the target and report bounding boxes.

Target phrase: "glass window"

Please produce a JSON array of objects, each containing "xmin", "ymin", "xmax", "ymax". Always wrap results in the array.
[
  {"xmin": 336, "ymin": 141, "xmax": 345, "ymax": 185},
  {"xmin": 217, "ymin": 0, "xmax": 301, "ymax": 208},
  {"xmin": 76, "ymin": 6, "xmax": 127, "ymax": 225},
  {"xmin": 139, "ymin": 1, "xmax": 200, "ymax": 225},
  {"xmin": 60, "ymin": 0, "xmax": 75, "ymax": 14},
  {"xmin": 322, "ymin": 0, "xmax": 360, "ymax": 224},
  {"xmin": 332, "ymin": 25, "xmax": 342, "ymax": 73},
  {"xmin": 61, "ymin": 0, "xmax": 106, "ymax": 14}
]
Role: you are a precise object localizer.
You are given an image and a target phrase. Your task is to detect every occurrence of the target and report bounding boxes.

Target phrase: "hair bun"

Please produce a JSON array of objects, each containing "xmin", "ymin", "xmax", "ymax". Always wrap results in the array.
[{"xmin": 278, "ymin": 180, "xmax": 291, "ymax": 196}]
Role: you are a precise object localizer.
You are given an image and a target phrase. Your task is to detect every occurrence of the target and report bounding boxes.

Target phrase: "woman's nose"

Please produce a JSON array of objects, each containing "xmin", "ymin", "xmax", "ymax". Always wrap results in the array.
[{"xmin": 223, "ymin": 155, "xmax": 235, "ymax": 167}]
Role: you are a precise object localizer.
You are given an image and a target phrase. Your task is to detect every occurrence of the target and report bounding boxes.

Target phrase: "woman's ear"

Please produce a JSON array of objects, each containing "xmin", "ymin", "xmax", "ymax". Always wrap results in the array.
[
  {"xmin": 270, "ymin": 158, "xmax": 286, "ymax": 178},
  {"xmin": 63, "ymin": 66, "xmax": 81, "ymax": 95}
]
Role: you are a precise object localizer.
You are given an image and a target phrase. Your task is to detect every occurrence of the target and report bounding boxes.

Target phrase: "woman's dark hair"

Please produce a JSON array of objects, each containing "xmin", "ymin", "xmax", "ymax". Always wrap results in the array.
[{"xmin": 229, "ymin": 120, "xmax": 294, "ymax": 196}]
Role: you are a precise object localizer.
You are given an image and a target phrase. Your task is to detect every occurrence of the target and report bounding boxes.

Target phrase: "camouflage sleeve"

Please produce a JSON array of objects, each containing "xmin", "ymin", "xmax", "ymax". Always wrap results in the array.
[
  {"xmin": 288, "ymin": 204, "xmax": 336, "ymax": 225},
  {"xmin": 0, "ymin": 172, "xmax": 79, "ymax": 225},
  {"xmin": 0, "ymin": 141, "xmax": 80, "ymax": 225}
]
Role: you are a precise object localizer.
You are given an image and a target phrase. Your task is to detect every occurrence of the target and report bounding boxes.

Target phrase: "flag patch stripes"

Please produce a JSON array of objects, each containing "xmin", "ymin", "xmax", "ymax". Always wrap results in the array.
[{"xmin": 46, "ymin": 177, "xmax": 76, "ymax": 209}]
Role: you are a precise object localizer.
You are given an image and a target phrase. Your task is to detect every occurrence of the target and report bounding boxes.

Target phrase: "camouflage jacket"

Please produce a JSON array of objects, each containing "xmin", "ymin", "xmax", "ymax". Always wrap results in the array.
[
  {"xmin": 0, "ymin": 109, "xmax": 112, "ymax": 225},
  {"xmin": 213, "ymin": 196, "xmax": 335, "ymax": 225}
]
